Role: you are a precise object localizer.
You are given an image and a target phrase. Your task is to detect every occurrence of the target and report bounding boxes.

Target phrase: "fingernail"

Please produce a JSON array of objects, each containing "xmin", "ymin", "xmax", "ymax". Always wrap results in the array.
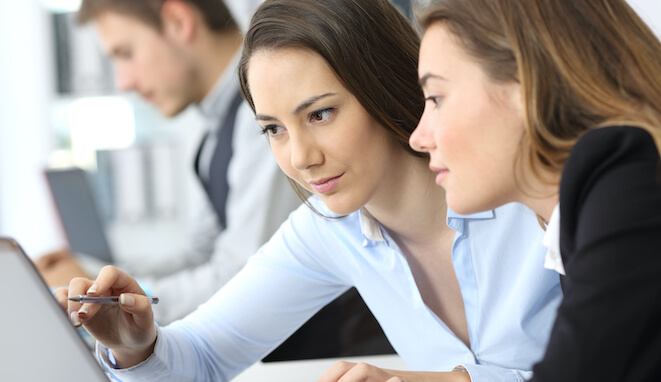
[
  {"xmin": 120, "ymin": 294, "xmax": 135, "ymax": 307},
  {"xmin": 70, "ymin": 311, "xmax": 82, "ymax": 327},
  {"xmin": 78, "ymin": 305, "xmax": 89, "ymax": 317},
  {"xmin": 87, "ymin": 284, "xmax": 98, "ymax": 295}
]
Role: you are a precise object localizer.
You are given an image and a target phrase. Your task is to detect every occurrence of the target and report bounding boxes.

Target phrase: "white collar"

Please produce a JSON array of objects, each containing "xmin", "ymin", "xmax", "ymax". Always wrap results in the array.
[
  {"xmin": 198, "ymin": 53, "xmax": 241, "ymax": 122},
  {"xmin": 358, "ymin": 206, "xmax": 496, "ymax": 244},
  {"xmin": 542, "ymin": 204, "xmax": 565, "ymax": 275},
  {"xmin": 358, "ymin": 208, "xmax": 386, "ymax": 243}
]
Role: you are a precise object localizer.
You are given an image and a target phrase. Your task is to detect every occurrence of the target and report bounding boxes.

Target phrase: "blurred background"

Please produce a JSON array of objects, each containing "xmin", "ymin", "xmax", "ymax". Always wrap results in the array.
[
  {"xmin": 0, "ymin": 0, "xmax": 211, "ymax": 267},
  {"xmin": 0, "ymin": 0, "xmax": 659, "ymax": 261}
]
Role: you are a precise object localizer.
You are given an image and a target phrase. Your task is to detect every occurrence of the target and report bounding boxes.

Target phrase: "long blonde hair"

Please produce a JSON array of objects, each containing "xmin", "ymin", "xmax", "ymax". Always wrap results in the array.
[{"xmin": 420, "ymin": 0, "xmax": 661, "ymax": 186}]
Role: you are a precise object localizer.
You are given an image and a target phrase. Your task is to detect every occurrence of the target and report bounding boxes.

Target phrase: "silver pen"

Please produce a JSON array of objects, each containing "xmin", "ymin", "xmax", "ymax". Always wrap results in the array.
[{"xmin": 68, "ymin": 295, "xmax": 160, "ymax": 305}]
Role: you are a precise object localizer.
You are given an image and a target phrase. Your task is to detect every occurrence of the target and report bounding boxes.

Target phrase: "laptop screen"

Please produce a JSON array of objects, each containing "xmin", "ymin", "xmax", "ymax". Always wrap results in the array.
[
  {"xmin": 45, "ymin": 168, "xmax": 113, "ymax": 263},
  {"xmin": 0, "ymin": 238, "xmax": 108, "ymax": 381}
]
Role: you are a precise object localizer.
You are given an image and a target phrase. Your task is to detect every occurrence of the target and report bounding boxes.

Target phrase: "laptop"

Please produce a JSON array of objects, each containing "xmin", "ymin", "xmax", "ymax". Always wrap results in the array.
[
  {"xmin": 0, "ymin": 237, "xmax": 109, "ymax": 381},
  {"xmin": 45, "ymin": 167, "xmax": 114, "ymax": 264}
]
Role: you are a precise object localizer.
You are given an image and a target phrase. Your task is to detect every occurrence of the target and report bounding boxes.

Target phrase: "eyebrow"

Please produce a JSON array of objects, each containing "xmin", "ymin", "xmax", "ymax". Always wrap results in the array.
[
  {"xmin": 419, "ymin": 73, "xmax": 447, "ymax": 88},
  {"xmin": 255, "ymin": 92, "xmax": 337, "ymax": 122}
]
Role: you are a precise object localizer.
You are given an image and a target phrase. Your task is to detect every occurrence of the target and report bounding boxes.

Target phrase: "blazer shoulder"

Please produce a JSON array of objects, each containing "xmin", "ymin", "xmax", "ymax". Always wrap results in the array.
[
  {"xmin": 559, "ymin": 126, "xmax": 661, "ymax": 254},
  {"xmin": 566, "ymin": 126, "xmax": 659, "ymax": 172}
]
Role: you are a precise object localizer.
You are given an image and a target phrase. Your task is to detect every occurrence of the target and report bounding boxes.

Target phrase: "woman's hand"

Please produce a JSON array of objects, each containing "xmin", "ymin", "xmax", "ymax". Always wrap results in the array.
[
  {"xmin": 317, "ymin": 361, "xmax": 471, "ymax": 382},
  {"xmin": 318, "ymin": 361, "xmax": 406, "ymax": 382},
  {"xmin": 54, "ymin": 265, "xmax": 157, "ymax": 368},
  {"xmin": 34, "ymin": 249, "xmax": 90, "ymax": 287}
]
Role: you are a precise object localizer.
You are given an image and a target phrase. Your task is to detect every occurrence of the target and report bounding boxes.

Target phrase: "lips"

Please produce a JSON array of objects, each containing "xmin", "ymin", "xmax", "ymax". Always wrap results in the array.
[
  {"xmin": 430, "ymin": 165, "xmax": 449, "ymax": 185},
  {"xmin": 310, "ymin": 174, "xmax": 344, "ymax": 194}
]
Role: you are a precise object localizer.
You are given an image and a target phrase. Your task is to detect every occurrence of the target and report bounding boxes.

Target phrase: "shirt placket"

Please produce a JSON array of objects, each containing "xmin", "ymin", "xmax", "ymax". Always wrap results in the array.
[{"xmin": 448, "ymin": 217, "xmax": 481, "ymax": 358}]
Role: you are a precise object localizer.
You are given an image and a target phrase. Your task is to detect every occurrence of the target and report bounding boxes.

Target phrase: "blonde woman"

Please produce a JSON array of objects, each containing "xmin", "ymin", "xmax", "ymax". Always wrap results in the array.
[{"xmin": 405, "ymin": 1, "xmax": 661, "ymax": 381}]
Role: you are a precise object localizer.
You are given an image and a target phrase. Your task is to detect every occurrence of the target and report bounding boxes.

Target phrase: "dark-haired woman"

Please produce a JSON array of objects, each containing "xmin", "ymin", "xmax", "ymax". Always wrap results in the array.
[{"xmin": 56, "ymin": 1, "xmax": 561, "ymax": 381}]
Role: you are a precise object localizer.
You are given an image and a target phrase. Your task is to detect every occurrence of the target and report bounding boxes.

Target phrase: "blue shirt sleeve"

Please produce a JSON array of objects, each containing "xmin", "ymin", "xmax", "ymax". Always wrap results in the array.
[{"xmin": 95, "ymin": 205, "xmax": 349, "ymax": 381}]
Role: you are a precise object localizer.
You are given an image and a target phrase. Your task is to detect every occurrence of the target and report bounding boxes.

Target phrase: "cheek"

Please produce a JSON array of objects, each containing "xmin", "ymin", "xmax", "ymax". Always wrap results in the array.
[
  {"xmin": 326, "ymin": 110, "xmax": 377, "ymax": 165},
  {"xmin": 270, "ymin": 141, "xmax": 309, "ymax": 188},
  {"xmin": 270, "ymin": 141, "xmax": 291, "ymax": 175},
  {"xmin": 356, "ymin": 123, "xmax": 394, "ymax": 173},
  {"xmin": 436, "ymin": 113, "xmax": 472, "ymax": 163},
  {"xmin": 419, "ymin": 106, "xmax": 441, "ymax": 145}
]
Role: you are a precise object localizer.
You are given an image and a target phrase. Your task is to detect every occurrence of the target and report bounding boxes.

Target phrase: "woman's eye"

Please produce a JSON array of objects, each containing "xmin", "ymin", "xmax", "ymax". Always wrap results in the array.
[
  {"xmin": 308, "ymin": 108, "xmax": 335, "ymax": 123},
  {"xmin": 260, "ymin": 124, "xmax": 286, "ymax": 137},
  {"xmin": 424, "ymin": 96, "xmax": 444, "ymax": 109}
]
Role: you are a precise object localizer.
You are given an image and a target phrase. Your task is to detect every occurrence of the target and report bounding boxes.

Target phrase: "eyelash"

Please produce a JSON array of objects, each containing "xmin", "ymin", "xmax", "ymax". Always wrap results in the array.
[
  {"xmin": 425, "ymin": 96, "xmax": 444, "ymax": 109},
  {"xmin": 260, "ymin": 124, "xmax": 285, "ymax": 137},
  {"xmin": 308, "ymin": 107, "xmax": 336, "ymax": 124},
  {"xmin": 259, "ymin": 107, "xmax": 337, "ymax": 137}
]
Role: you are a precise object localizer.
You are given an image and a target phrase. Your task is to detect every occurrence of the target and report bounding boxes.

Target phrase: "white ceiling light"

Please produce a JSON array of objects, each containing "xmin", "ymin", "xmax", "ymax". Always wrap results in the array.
[{"xmin": 39, "ymin": 0, "xmax": 82, "ymax": 13}]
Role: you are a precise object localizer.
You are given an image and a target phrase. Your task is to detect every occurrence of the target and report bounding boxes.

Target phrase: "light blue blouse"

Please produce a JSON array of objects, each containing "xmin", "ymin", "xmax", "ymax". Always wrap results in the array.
[{"xmin": 99, "ymin": 200, "xmax": 561, "ymax": 382}]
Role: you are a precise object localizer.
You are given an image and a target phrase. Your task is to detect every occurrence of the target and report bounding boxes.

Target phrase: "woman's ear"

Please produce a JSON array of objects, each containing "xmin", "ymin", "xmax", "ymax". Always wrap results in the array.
[{"xmin": 160, "ymin": 0, "xmax": 198, "ymax": 44}]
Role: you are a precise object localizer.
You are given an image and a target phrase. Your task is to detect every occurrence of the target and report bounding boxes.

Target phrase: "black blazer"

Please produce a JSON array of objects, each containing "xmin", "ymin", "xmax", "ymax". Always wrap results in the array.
[{"xmin": 532, "ymin": 126, "xmax": 661, "ymax": 381}]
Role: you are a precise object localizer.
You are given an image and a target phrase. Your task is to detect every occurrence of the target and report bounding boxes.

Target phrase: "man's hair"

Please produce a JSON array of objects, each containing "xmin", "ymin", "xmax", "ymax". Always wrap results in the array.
[{"xmin": 78, "ymin": 0, "xmax": 237, "ymax": 31}]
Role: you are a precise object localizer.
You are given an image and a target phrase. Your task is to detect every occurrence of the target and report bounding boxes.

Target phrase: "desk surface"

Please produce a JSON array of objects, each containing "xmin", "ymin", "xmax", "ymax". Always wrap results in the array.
[{"xmin": 233, "ymin": 355, "xmax": 406, "ymax": 381}]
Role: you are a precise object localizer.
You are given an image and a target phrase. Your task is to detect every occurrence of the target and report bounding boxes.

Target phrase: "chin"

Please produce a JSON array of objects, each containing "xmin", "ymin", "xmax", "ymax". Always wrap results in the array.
[
  {"xmin": 321, "ymin": 194, "xmax": 362, "ymax": 216},
  {"xmin": 447, "ymin": 194, "xmax": 498, "ymax": 216},
  {"xmin": 159, "ymin": 103, "xmax": 188, "ymax": 118}
]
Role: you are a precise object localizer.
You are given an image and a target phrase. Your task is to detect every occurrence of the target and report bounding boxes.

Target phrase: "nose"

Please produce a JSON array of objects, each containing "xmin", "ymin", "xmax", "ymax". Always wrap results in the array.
[
  {"xmin": 409, "ymin": 107, "xmax": 435, "ymax": 153},
  {"xmin": 289, "ymin": 130, "xmax": 323, "ymax": 171},
  {"xmin": 114, "ymin": 64, "xmax": 137, "ymax": 92}
]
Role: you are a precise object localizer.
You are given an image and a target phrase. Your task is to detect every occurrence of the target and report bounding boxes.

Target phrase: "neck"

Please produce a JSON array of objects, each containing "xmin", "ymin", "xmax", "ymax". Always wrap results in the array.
[
  {"xmin": 524, "ymin": 195, "xmax": 558, "ymax": 224},
  {"xmin": 509, "ymin": 162, "xmax": 561, "ymax": 223},
  {"xmin": 365, "ymin": 151, "xmax": 448, "ymax": 246},
  {"xmin": 518, "ymin": 176, "xmax": 559, "ymax": 223},
  {"xmin": 193, "ymin": 28, "xmax": 243, "ymax": 102}
]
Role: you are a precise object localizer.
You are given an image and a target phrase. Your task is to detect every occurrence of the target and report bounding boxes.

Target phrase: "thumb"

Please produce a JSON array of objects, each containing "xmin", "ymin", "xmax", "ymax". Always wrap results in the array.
[{"xmin": 119, "ymin": 293, "xmax": 154, "ymax": 327}]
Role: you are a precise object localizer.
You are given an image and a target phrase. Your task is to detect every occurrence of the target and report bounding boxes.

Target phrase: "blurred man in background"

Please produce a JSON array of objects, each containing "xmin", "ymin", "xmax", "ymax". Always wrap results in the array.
[{"xmin": 37, "ymin": 0, "xmax": 299, "ymax": 324}]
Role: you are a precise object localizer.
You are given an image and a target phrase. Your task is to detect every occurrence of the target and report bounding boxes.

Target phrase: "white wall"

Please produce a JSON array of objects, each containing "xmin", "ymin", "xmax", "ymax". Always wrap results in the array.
[
  {"xmin": 628, "ymin": 0, "xmax": 661, "ymax": 36},
  {"xmin": 225, "ymin": 0, "xmax": 264, "ymax": 32},
  {"xmin": 0, "ymin": 0, "xmax": 64, "ymax": 255}
]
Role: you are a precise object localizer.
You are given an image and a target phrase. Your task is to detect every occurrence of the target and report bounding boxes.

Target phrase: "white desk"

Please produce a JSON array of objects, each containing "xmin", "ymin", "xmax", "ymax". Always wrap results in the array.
[{"xmin": 233, "ymin": 355, "xmax": 406, "ymax": 381}]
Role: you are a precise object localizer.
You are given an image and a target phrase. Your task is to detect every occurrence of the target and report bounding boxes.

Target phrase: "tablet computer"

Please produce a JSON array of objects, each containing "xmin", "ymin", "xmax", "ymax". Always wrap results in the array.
[
  {"xmin": 0, "ymin": 237, "xmax": 109, "ymax": 381},
  {"xmin": 45, "ymin": 168, "xmax": 114, "ymax": 264}
]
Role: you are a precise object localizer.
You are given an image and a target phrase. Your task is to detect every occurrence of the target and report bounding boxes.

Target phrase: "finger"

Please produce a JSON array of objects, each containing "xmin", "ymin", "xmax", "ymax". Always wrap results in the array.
[
  {"xmin": 54, "ymin": 287, "xmax": 69, "ymax": 310},
  {"xmin": 35, "ymin": 249, "xmax": 70, "ymax": 268},
  {"xmin": 67, "ymin": 277, "xmax": 94, "ymax": 313},
  {"xmin": 386, "ymin": 378, "xmax": 405, "ymax": 382},
  {"xmin": 89, "ymin": 265, "xmax": 143, "ymax": 296},
  {"xmin": 66, "ymin": 277, "xmax": 94, "ymax": 327},
  {"xmin": 53, "ymin": 249, "xmax": 73, "ymax": 260},
  {"xmin": 318, "ymin": 361, "xmax": 356, "ymax": 382},
  {"xmin": 337, "ymin": 363, "xmax": 385, "ymax": 382},
  {"xmin": 33, "ymin": 257, "xmax": 48, "ymax": 269},
  {"xmin": 34, "ymin": 254, "xmax": 57, "ymax": 270},
  {"xmin": 76, "ymin": 300, "xmax": 104, "ymax": 325},
  {"xmin": 118, "ymin": 293, "xmax": 154, "ymax": 328}
]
